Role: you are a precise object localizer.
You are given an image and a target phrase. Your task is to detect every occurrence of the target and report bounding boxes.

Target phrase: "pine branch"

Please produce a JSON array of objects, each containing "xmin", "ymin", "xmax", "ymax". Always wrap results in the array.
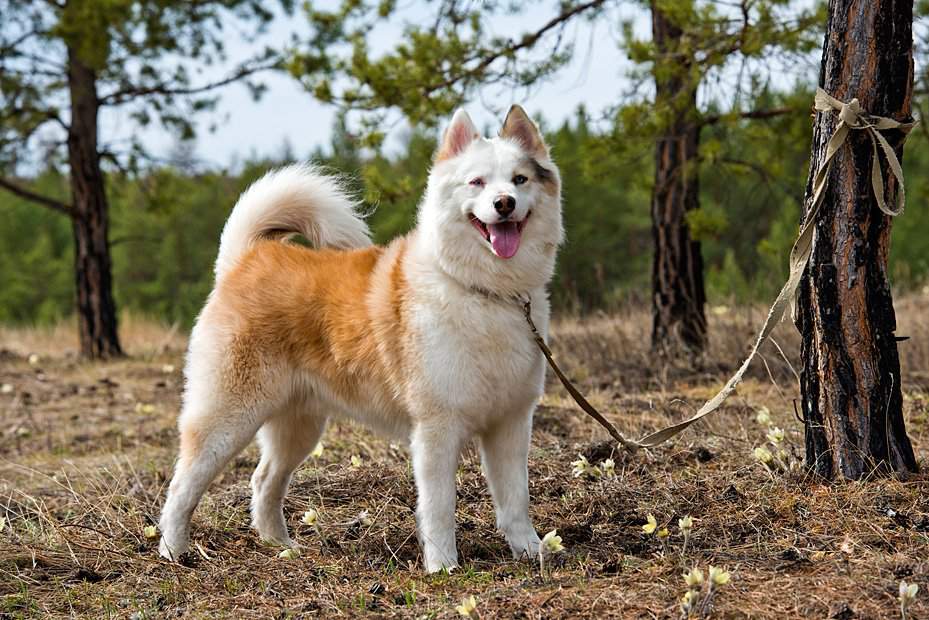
[
  {"xmin": 700, "ymin": 107, "xmax": 794, "ymax": 127},
  {"xmin": 422, "ymin": 0, "xmax": 608, "ymax": 96},
  {"xmin": 98, "ymin": 60, "xmax": 280, "ymax": 106},
  {"xmin": 0, "ymin": 176, "xmax": 72, "ymax": 216}
]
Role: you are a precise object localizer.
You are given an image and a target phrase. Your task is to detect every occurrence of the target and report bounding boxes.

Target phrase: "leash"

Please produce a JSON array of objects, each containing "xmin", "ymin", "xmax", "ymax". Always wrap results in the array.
[
  {"xmin": 520, "ymin": 88, "xmax": 915, "ymax": 453},
  {"xmin": 520, "ymin": 297, "xmax": 642, "ymax": 452}
]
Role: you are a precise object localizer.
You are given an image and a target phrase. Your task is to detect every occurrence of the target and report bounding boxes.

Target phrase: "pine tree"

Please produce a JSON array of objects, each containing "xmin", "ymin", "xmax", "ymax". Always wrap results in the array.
[
  {"xmin": 796, "ymin": 0, "xmax": 918, "ymax": 479},
  {"xmin": 0, "ymin": 0, "xmax": 281, "ymax": 358},
  {"xmin": 294, "ymin": 0, "xmax": 822, "ymax": 355}
]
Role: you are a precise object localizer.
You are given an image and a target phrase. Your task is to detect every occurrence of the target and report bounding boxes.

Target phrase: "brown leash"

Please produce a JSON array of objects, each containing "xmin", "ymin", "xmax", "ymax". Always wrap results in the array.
[
  {"xmin": 518, "ymin": 91, "xmax": 916, "ymax": 453},
  {"xmin": 520, "ymin": 297, "xmax": 642, "ymax": 452}
]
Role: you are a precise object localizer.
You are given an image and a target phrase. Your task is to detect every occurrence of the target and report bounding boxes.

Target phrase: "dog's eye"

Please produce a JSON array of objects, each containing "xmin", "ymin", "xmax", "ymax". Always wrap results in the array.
[
  {"xmin": 469, "ymin": 177, "xmax": 485, "ymax": 187},
  {"xmin": 513, "ymin": 175, "xmax": 528, "ymax": 185}
]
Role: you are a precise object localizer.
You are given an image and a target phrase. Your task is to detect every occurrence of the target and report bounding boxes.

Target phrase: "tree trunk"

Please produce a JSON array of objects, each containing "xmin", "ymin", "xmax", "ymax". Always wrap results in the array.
[
  {"xmin": 797, "ymin": 0, "xmax": 917, "ymax": 479},
  {"xmin": 649, "ymin": 1, "xmax": 707, "ymax": 356},
  {"xmin": 67, "ymin": 49, "xmax": 123, "ymax": 359}
]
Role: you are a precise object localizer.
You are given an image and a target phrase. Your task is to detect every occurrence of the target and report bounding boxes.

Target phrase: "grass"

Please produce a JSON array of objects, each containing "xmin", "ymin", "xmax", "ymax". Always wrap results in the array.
[{"xmin": 2, "ymin": 298, "xmax": 929, "ymax": 618}]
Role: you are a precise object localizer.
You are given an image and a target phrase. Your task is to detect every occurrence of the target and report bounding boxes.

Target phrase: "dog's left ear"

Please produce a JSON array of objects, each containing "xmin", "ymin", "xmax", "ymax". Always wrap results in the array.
[{"xmin": 500, "ymin": 105, "xmax": 548, "ymax": 158}]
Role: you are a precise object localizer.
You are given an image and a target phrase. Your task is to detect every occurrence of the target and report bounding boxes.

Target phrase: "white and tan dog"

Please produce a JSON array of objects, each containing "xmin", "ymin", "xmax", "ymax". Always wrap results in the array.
[{"xmin": 158, "ymin": 106, "xmax": 563, "ymax": 573}]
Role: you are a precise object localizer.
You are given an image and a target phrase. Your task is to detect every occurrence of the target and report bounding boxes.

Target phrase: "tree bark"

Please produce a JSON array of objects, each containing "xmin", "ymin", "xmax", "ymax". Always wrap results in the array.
[
  {"xmin": 67, "ymin": 49, "xmax": 123, "ymax": 359},
  {"xmin": 797, "ymin": 0, "xmax": 917, "ymax": 479},
  {"xmin": 650, "ymin": 1, "xmax": 707, "ymax": 356}
]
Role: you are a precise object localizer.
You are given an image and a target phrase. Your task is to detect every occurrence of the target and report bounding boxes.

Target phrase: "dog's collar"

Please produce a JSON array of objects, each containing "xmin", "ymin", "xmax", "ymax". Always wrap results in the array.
[{"xmin": 467, "ymin": 284, "xmax": 529, "ymax": 307}]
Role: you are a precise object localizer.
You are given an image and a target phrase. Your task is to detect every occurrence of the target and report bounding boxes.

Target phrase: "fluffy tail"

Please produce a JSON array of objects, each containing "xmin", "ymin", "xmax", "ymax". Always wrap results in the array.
[{"xmin": 214, "ymin": 164, "xmax": 371, "ymax": 280}]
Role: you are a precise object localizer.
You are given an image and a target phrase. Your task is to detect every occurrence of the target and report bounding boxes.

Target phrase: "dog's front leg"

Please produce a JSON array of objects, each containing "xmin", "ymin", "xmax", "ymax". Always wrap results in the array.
[
  {"xmin": 479, "ymin": 409, "xmax": 540, "ymax": 560},
  {"xmin": 411, "ymin": 421, "xmax": 462, "ymax": 573}
]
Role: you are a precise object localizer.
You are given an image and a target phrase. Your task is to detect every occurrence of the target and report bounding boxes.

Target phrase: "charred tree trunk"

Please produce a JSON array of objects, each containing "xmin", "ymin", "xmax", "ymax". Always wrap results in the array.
[
  {"xmin": 797, "ymin": 0, "xmax": 917, "ymax": 479},
  {"xmin": 650, "ymin": 1, "xmax": 707, "ymax": 356},
  {"xmin": 67, "ymin": 49, "xmax": 123, "ymax": 359}
]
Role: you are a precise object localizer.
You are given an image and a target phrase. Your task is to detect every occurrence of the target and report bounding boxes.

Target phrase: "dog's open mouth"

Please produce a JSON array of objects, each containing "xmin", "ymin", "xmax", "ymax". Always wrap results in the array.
[{"xmin": 468, "ymin": 212, "xmax": 530, "ymax": 259}]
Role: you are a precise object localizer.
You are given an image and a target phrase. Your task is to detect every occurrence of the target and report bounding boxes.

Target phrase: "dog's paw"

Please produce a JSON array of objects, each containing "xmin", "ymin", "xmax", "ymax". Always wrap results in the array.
[
  {"xmin": 424, "ymin": 559, "xmax": 460, "ymax": 574},
  {"xmin": 158, "ymin": 536, "xmax": 188, "ymax": 562},
  {"xmin": 258, "ymin": 534, "xmax": 297, "ymax": 549},
  {"xmin": 504, "ymin": 525, "xmax": 541, "ymax": 560}
]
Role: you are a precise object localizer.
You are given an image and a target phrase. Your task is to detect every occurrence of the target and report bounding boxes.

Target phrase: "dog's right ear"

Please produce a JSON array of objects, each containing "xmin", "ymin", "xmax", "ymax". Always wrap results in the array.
[{"xmin": 435, "ymin": 109, "xmax": 479, "ymax": 162}]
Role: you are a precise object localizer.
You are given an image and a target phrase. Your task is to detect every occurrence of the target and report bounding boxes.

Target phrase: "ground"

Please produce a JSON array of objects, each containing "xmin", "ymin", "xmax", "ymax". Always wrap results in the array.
[{"xmin": 2, "ymin": 302, "xmax": 929, "ymax": 619}]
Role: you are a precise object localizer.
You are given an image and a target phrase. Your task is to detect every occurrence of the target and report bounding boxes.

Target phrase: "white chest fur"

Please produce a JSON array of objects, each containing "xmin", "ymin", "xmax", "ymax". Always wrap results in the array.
[{"xmin": 405, "ymin": 284, "xmax": 547, "ymax": 427}]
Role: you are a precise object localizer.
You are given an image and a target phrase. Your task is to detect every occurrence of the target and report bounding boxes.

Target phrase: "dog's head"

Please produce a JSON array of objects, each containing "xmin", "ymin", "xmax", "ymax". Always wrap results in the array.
[{"xmin": 418, "ymin": 105, "xmax": 563, "ymax": 296}]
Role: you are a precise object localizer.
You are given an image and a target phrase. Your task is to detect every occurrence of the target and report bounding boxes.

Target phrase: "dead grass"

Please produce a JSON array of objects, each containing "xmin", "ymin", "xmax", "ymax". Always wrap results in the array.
[
  {"xmin": 2, "ymin": 298, "xmax": 929, "ymax": 618},
  {"xmin": 0, "ymin": 312, "xmax": 186, "ymax": 360}
]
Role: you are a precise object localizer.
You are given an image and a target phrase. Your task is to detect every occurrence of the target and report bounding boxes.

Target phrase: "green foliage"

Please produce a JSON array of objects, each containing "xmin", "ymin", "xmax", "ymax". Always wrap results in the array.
[
  {"xmin": 291, "ymin": 0, "xmax": 599, "ymax": 130},
  {"xmin": 0, "ymin": 172, "xmax": 73, "ymax": 323},
  {"xmin": 0, "ymin": 0, "xmax": 283, "ymax": 173},
  {"xmin": 1, "ymin": 89, "xmax": 929, "ymax": 326},
  {"xmin": 1, "ymin": 0, "xmax": 927, "ymax": 328}
]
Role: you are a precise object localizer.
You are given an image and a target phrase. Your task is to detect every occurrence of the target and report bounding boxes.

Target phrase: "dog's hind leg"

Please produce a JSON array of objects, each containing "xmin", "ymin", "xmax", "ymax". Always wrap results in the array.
[
  {"xmin": 158, "ymin": 327, "xmax": 280, "ymax": 561},
  {"xmin": 479, "ymin": 409, "xmax": 540, "ymax": 560},
  {"xmin": 158, "ymin": 399, "xmax": 267, "ymax": 560},
  {"xmin": 158, "ymin": 390, "xmax": 271, "ymax": 560},
  {"xmin": 250, "ymin": 399, "xmax": 326, "ymax": 547}
]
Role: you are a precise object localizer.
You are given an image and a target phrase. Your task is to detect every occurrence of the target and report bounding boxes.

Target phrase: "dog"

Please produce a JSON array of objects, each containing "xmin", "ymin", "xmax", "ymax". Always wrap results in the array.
[{"xmin": 157, "ymin": 105, "xmax": 563, "ymax": 573}]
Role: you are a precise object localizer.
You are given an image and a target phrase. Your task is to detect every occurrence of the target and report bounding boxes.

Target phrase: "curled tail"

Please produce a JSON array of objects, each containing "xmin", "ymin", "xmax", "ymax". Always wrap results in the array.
[{"xmin": 214, "ymin": 164, "xmax": 372, "ymax": 280}]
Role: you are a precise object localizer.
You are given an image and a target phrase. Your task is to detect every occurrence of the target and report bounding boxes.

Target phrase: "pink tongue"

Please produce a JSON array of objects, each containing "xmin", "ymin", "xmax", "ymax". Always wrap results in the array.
[{"xmin": 488, "ymin": 221, "xmax": 521, "ymax": 259}]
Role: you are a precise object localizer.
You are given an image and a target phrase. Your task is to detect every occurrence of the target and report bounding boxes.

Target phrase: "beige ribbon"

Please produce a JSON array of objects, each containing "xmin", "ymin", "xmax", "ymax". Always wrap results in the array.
[
  {"xmin": 634, "ymin": 88, "xmax": 916, "ymax": 447},
  {"xmin": 531, "ymin": 89, "xmax": 916, "ymax": 450}
]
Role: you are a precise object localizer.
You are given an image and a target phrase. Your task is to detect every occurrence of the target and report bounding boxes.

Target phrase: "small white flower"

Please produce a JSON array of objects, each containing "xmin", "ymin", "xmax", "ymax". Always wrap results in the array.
[
  {"xmin": 455, "ymin": 594, "xmax": 477, "ymax": 617},
  {"xmin": 678, "ymin": 515, "xmax": 693, "ymax": 535},
  {"xmin": 302, "ymin": 509, "xmax": 319, "ymax": 526},
  {"xmin": 27, "ymin": 353, "xmax": 40, "ymax": 366},
  {"xmin": 310, "ymin": 442, "xmax": 324, "ymax": 458},
  {"xmin": 161, "ymin": 364, "xmax": 175, "ymax": 374},
  {"xmin": 642, "ymin": 514, "xmax": 658, "ymax": 535},
  {"xmin": 708, "ymin": 566, "xmax": 730, "ymax": 586},
  {"xmin": 753, "ymin": 446, "xmax": 774, "ymax": 464},
  {"xmin": 680, "ymin": 590, "xmax": 696, "ymax": 612},
  {"xmin": 571, "ymin": 454, "xmax": 591, "ymax": 478},
  {"xmin": 642, "ymin": 514, "xmax": 658, "ymax": 534},
  {"xmin": 766, "ymin": 427, "xmax": 785, "ymax": 444},
  {"xmin": 755, "ymin": 407, "xmax": 771, "ymax": 426},
  {"xmin": 683, "ymin": 567, "xmax": 704, "ymax": 587},
  {"xmin": 143, "ymin": 525, "xmax": 158, "ymax": 539},
  {"xmin": 0, "ymin": 384, "xmax": 13, "ymax": 394},
  {"xmin": 278, "ymin": 548, "xmax": 301, "ymax": 559},
  {"xmin": 601, "ymin": 458, "xmax": 616, "ymax": 478},
  {"xmin": 900, "ymin": 580, "xmax": 919, "ymax": 606},
  {"xmin": 350, "ymin": 455, "xmax": 362, "ymax": 468},
  {"xmin": 540, "ymin": 529, "xmax": 564, "ymax": 554}
]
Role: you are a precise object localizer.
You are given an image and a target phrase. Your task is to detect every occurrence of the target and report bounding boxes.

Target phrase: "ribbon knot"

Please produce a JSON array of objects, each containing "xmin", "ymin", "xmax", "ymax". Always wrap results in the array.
[
  {"xmin": 838, "ymin": 98, "xmax": 861, "ymax": 125},
  {"xmin": 629, "ymin": 88, "xmax": 917, "ymax": 449},
  {"xmin": 531, "ymin": 89, "xmax": 918, "ymax": 451}
]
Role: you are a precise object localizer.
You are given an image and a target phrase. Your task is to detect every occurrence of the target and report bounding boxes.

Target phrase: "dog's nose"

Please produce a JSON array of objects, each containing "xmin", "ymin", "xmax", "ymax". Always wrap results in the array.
[{"xmin": 493, "ymin": 195, "xmax": 516, "ymax": 217}]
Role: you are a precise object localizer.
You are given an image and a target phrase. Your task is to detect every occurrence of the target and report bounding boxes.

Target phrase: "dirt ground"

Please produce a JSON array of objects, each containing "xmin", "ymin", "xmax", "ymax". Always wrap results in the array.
[{"xmin": 3, "ymin": 303, "xmax": 929, "ymax": 619}]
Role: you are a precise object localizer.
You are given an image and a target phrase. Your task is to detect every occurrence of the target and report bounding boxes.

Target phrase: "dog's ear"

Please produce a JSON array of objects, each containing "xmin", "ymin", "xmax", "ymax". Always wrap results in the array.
[
  {"xmin": 435, "ymin": 109, "xmax": 479, "ymax": 162},
  {"xmin": 500, "ymin": 105, "xmax": 547, "ymax": 158}
]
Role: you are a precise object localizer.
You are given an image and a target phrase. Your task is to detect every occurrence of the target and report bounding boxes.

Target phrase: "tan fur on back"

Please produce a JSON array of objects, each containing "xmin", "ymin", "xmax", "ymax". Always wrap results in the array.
[{"xmin": 218, "ymin": 238, "xmax": 410, "ymax": 412}]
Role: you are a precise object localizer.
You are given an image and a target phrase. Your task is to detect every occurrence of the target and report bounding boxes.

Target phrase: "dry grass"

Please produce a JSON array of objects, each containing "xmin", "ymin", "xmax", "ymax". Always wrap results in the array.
[
  {"xmin": 0, "ymin": 312, "xmax": 186, "ymax": 360},
  {"xmin": 3, "ymin": 297, "xmax": 929, "ymax": 618}
]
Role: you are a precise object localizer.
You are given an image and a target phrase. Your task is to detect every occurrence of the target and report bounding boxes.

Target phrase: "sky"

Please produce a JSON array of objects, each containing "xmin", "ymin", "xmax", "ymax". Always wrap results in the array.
[
  {"xmin": 105, "ymin": 2, "xmax": 638, "ymax": 168},
  {"xmin": 100, "ymin": 1, "xmax": 826, "ymax": 169}
]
